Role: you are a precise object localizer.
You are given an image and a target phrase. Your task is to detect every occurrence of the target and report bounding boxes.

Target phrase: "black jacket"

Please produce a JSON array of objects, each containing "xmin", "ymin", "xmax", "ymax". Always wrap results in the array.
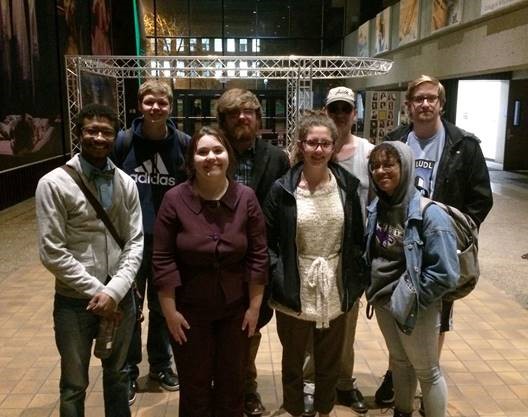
[
  {"xmin": 250, "ymin": 138, "xmax": 290, "ymax": 205},
  {"xmin": 384, "ymin": 119, "xmax": 493, "ymax": 227},
  {"xmin": 250, "ymin": 138, "xmax": 289, "ymax": 328},
  {"xmin": 263, "ymin": 162, "xmax": 367, "ymax": 313}
]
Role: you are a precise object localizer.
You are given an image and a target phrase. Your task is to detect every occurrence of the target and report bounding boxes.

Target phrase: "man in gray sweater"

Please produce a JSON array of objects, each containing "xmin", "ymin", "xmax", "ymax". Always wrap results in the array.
[{"xmin": 36, "ymin": 103, "xmax": 143, "ymax": 417}]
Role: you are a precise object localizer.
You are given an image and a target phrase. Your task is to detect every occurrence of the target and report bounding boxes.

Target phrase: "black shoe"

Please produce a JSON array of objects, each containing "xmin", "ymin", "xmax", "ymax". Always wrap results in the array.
[
  {"xmin": 336, "ymin": 388, "xmax": 368, "ymax": 413},
  {"xmin": 302, "ymin": 392, "xmax": 316, "ymax": 417},
  {"xmin": 375, "ymin": 370, "xmax": 394, "ymax": 405},
  {"xmin": 393, "ymin": 409, "xmax": 412, "ymax": 417},
  {"xmin": 149, "ymin": 369, "xmax": 179, "ymax": 391},
  {"xmin": 419, "ymin": 397, "xmax": 426, "ymax": 416},
  {"xmin": 244, "ymin": 392, "xmax": 265, "ymax": 416},
  {"xmin": 128, "ymin": 379, "xmax": 137, "ymax": 406}
]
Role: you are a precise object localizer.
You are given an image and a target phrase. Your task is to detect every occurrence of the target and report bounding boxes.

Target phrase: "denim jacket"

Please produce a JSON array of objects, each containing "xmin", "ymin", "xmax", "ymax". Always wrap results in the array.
[{"xmin": 365, "ymin": 190, "xmax": 459, "ymax": 333}]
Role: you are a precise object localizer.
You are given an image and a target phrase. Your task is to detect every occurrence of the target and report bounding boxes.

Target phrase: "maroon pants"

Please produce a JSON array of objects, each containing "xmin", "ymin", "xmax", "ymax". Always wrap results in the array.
[{"xmin": 171, "ymin": 300, "xmax": 250, "ymax": 417}]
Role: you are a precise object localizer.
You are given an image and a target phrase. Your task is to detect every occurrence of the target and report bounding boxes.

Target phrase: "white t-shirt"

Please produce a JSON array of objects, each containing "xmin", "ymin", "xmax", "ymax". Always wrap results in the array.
[{"xmin": 338, "ymin": 137, "xmax": 374, "ymax": 222}]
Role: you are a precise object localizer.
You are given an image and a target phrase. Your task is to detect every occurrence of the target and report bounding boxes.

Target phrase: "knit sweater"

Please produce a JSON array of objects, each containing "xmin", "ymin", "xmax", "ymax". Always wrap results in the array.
[{"xmin": 271, "ymin": 174, "xmax": 344, "ymax": 328}]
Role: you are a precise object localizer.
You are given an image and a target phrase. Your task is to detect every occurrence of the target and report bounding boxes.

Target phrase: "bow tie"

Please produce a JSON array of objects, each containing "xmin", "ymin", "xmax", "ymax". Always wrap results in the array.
[{"xmin": 90, "ymin": 168, "xmax": 115, "ymax": 181}]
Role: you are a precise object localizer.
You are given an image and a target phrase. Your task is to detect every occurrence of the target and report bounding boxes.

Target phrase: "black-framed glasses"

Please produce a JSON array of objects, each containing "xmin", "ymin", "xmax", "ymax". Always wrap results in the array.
[
  {"xmin": 411, "ymin": 95, "xmax": 439, "ymax": 105},
  {"xmin": 82, "ymin": 127, "xmax": 115, "ymax": 138},
  {"xmin": 302, "ymin": 139, "xmax": 335, "ymax": 151}
]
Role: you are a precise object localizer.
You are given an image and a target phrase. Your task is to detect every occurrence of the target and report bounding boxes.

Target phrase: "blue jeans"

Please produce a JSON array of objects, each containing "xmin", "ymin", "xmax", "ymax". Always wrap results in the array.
[
  {"xmin": 54, "ymin": 292, "xmax": 135, "ymax": 417},
  {"xmin": 375, "ymin": 300, "xmax": 447, "ymax": 417},
  {"xmin": 126, "ymin": 236, "xmax": 174, "ymax": 379}
]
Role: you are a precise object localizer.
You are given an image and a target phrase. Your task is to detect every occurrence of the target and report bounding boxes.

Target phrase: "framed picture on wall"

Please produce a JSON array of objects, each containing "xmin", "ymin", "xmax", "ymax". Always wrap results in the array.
[
  {"xmin": 80, "ymin": 71, "xmax": 118, "ymax": 110},
  {"xmin": 357, "ymin": 21, "xmax": 369, "ymax": 57},
  {"xmin": 399, "ymin": 0, "xmax": 420, "ymax": 45},
  {"xmin": 375, "ymin": 7, "xmax": 390, "ymax": 54},
  {"xmin": 432, "ymin": 0, "xmax": 463, "ymax": 32}
]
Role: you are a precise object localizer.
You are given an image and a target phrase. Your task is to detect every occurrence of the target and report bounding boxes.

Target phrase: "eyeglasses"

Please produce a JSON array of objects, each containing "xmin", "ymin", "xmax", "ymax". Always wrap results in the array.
[
  {"xmin": 302, "ymin": 139, "xmax": 335, "ymax": 151},
  {"xmin": 369, "ymin": 161, "xmax": 398, "ymax": 173},
  {"xmin": 410, "ymin": 95, "xmax": 439, "ymax": 105},
  {"xmin": 82, "ymin": 127, "xmax": 115, "ymax": 138},
  {"xmin": 226, "ymin": 108, "xmax": 256, "ymax": 118}
]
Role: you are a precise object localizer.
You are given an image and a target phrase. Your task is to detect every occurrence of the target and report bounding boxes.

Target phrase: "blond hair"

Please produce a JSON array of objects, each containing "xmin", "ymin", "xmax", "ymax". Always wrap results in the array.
[
  {"xmin": 137, "ymin": 79, "xmax": 173, "ymax": 105},
  {"xmin": 406, "ymin": 74, "xmax": 445, "ymax": 107}
]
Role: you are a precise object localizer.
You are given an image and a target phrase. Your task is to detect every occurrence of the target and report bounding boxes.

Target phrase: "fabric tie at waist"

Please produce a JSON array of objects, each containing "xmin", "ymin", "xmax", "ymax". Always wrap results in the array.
[{"xmin": 304, "ymin": 253, "xmax": 339, "ymax": 329}]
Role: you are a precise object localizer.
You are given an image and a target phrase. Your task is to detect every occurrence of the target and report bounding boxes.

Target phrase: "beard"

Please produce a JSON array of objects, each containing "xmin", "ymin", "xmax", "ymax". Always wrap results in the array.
[{"xmin": 229, "ymin": 123, "xmax": 258, "ymax": 147}]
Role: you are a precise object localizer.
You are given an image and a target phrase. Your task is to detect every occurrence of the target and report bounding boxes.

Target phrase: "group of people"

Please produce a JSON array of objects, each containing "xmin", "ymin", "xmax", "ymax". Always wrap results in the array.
[{"xmin": 36, "ymin": 74, "xmax": 492, "ymax": 417}]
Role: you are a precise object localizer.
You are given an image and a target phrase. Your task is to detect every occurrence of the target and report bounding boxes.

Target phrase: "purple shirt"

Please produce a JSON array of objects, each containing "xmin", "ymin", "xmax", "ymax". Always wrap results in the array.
[{"xmin": 153, "ymin": 180, "xmax": 268, "ymax": 306}]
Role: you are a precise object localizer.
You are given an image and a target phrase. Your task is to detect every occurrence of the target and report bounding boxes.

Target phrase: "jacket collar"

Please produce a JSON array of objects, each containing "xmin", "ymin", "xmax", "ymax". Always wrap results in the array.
[
  {"xmin": 279, "ymin": 161, "xmax": 356, "ymax": 194},
  {"xmin": 387, "ymin": 118, "xmax": 467, "ymax": 148},
  {"xmin": 181, "ymin": 179, "xmax": 239, "ymax": 214}
]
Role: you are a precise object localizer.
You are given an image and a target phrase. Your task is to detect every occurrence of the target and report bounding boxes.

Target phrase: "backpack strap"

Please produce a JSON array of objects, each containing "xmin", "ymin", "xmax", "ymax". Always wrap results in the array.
[
  {"xmin": 115, "ymin": 127, "xmax": 133, "ymax": 166},
  {"xmin": 419, "ymin": 195, "xmax": 435, "ymax": 214}
]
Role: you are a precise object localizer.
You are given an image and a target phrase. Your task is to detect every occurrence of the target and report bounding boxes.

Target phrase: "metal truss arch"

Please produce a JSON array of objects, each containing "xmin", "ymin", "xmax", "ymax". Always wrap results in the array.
[{"xmin": 66, "ymin": 55, "xmax": 392, "ymax": 153}]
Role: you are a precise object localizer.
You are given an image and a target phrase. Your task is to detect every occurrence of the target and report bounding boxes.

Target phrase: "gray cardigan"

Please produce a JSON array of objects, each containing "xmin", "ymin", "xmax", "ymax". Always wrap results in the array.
[{"xmin": 36, "ymin": 154, "xmax": 144, "ymax": 303}]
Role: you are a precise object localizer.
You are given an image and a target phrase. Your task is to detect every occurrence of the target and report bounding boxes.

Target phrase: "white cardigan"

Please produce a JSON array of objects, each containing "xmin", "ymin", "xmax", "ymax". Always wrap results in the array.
[{"xmin": 36, "ymin": 154, "xmax": 143, "ymax": 304}]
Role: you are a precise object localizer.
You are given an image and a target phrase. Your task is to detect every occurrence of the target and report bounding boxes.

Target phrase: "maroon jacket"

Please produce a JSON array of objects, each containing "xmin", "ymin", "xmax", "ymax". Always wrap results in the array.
[{"xmin": 153, "ymin": 180, "xmax": 268, "ymax": 306}]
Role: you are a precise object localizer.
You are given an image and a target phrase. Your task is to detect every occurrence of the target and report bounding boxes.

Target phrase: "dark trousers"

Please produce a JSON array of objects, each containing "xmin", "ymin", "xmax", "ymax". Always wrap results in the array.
[
  {"xmin": 244, "ymin": 331, "xmax": 261, "ymax": 394},
  {"xmin": 54, "ymin": 292, "xmax": 135, "ymax": 417},
  {"xmin": 126, "ymin": 237, "xmax": 173, "ymax": 379},
  {"xmin": 172, "ymin": 300, "xmax": 250, "ymax": 417},
  {"xmin": 276, "ymin": 311, "xmax": 346, "ymax": 415}
]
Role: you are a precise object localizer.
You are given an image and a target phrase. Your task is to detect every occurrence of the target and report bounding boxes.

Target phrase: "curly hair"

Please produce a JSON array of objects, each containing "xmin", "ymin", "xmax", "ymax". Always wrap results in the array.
[
  {"xmin": 75, "ymin": 103, "xmax": 118, "ymax": 137},
  {"xmin": 290, "ymin": 110, "xmax": 338, "ymax": 165}
]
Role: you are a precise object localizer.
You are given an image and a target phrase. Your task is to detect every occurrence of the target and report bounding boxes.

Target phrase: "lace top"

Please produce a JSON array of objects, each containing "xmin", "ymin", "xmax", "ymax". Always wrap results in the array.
[{"xmin": 273, "ymin": 173, "xmax": 344, "ymax": 328}]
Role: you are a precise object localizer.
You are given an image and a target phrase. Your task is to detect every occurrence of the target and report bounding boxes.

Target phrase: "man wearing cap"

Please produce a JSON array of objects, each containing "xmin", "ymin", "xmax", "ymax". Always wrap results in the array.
[
  {"xmin": 377, "ymin": 74, "xmax": 493, "ymax": 415},
  {"xmin": 216, "ymin": 88, "xmax": 289, "ymax": 416},
  {"xmin": 301, "ymin": 86, "xmax": 372, "ymax": 416}
]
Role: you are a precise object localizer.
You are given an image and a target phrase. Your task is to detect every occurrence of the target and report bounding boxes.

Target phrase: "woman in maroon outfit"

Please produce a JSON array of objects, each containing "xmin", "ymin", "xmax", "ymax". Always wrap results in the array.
[{"xmin": 153, "ymin": 126, "xmax": 268, "ymax": 417}]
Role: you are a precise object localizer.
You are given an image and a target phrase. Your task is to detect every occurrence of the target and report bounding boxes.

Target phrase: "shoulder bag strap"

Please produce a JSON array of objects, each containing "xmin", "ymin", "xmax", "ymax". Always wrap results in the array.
[{"xmin": 61, "ymin": 165, "xmax": 125, "ymax": 250}]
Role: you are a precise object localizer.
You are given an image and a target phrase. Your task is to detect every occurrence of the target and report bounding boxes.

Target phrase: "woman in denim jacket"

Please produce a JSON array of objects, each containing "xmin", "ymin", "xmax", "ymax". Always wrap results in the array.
[{"xmin": 364, "ymin": 141, "xmax": 459, "ymax": 417}]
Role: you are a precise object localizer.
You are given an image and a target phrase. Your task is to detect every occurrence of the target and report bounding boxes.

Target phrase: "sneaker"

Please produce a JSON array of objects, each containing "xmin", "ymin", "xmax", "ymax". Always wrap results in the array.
[
  {"xmin": 128, "ymin": 379, "xmax": 137, "ymax": 406},
  {"xmin": 149, "ymin": 369, "xmax": 179, "ymax": 391},
  {"xmin": 302, "ymin": 391, "xmax": 316, "ymax": 417},
  {"xmin": 375, "ymin": 370, "xmax": 394, "ymax": 405}
]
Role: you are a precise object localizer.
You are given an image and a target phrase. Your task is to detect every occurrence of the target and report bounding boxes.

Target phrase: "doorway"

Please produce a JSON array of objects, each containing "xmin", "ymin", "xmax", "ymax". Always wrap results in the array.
[{"xmin": 504, "ymin": 79, "xmax": 528, "ymax": 170}]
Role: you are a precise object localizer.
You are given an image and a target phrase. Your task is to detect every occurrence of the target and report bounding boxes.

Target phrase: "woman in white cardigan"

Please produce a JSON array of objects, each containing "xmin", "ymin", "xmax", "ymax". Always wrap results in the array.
[{"xmin": 264, "ymin": 111, "xmax": 366, "ymax": 417}]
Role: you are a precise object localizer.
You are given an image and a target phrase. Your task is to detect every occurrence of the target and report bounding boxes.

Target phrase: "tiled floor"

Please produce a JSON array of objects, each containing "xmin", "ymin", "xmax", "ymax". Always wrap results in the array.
[{"xmin": 1, "ymin": 170, "xmax": 528, "ymax": 417}]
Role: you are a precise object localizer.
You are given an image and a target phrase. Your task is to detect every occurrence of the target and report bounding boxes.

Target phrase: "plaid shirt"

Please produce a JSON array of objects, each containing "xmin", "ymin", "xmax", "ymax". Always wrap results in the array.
[{"xmin": 234, "ymin": 147, "xmax": 255, "ymax": 186}]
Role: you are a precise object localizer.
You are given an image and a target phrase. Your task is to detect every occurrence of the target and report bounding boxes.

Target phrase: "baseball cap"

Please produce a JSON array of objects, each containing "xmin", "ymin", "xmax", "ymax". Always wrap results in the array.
[{"xmin": 325, "ymin": 87, "xmax": 355, "ymax": 106}]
